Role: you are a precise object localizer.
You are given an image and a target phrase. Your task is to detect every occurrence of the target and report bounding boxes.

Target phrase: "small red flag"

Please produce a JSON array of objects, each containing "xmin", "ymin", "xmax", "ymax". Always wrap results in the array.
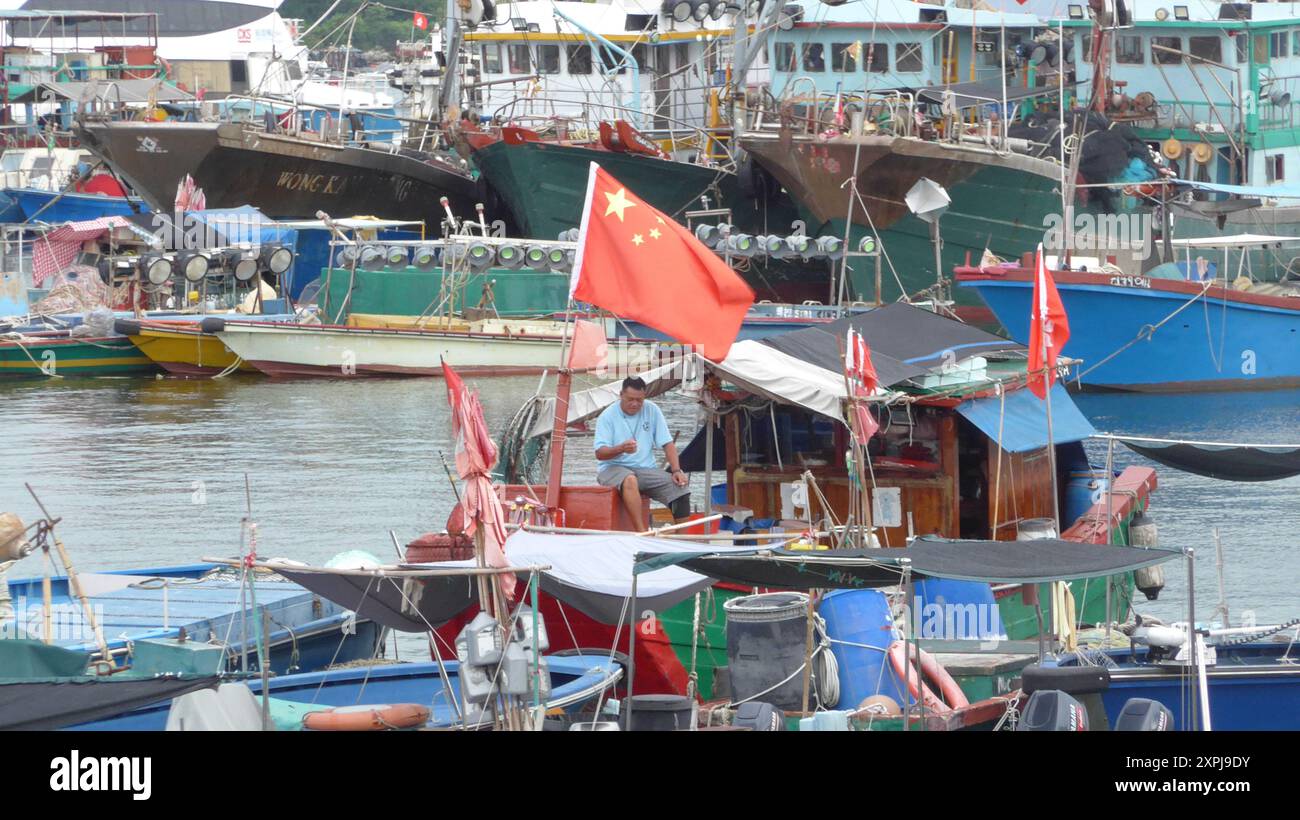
[
  {"xmin": 844, "ymin": 326, "xmax": 878, "ymax": 397},
  {"xmin": 570, "ymin": 163, "xmax": 754, "ymax": 361},
  {"xmin": 566, "ymin": 318, "xmax": 607, "ymax": 371},
  {"xmin": 1028, "ymin": 244, "xmax": 1070, "ymax": 399},
  {"xmin": 413, "ymin": 12, "xmax": 429, "ymax": 30}
]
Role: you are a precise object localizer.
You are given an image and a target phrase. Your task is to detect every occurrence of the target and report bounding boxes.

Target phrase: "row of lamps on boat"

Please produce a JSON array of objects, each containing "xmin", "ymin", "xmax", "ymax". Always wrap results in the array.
[
  {"xmin": 336, "ymin": 240, "xmax": 577, "ymax": 273},
  {"xmin": 106, "ymin": 245, "xmax": 295, "ymax": 288},
  {"xmin": 661, "ymin": 0, "xmax": 801, "ymax": 28},
  {"xmin": 692, "ymin": 222, "xmax": 876, "ymax": 262}
]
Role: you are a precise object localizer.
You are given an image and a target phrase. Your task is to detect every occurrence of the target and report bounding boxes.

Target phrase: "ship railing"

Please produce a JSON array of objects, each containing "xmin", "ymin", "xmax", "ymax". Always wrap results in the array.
[
  {"xmin": 215, "ymin": 94, "xmax": 405, "ymax": 147},
  {"xmin": 0, "ymin": 123, "xmax": 80, "ymax": 150},
  {"xmin": 744, "ymin": 88, "xmax": 920, "ymax": 140},
  {"xmin": 488, "ymin": 96, "xmax": 736, "ymax": 169},
  {"xmin": 482, "ymin": 81, "xmax": 719, "ymax": 132}
]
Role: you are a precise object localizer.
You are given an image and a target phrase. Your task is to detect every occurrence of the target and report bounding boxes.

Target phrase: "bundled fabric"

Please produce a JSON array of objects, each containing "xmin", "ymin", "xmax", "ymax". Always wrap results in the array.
[
  {"xmin": 32, "ymin": 216, "xmax": 130, "ymax": 286},
  {"xmin": 1117, "ymin": 436, "xmax": 1300, "ymax": 482}
]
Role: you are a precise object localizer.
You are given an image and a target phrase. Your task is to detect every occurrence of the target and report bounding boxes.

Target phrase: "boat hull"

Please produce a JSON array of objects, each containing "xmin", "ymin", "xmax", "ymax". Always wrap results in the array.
[
  {"xmin": 127, "ymin": 324, "xmax": 254, "ymax": 377},
  {"xmin": 471, "ymin": 138, "xmax": 750, "ymax": 239},
  {"xmin": 75, "ymin": 120, "xmax": 488, "ymax": 228},
  {"xmin": 10, "ymin": 187, "xmax": 147, "ymax": 222},
  {"xmin": 742, "ymin": 132, "xmax": 1143, "ymax": 305},
  {"xmin": 0, "ymin": 335, "xmax": 157, "ymax": 378},
  {"xmin": 958, "ymin": 268, "xmax": 1300, "ymax": 391},
  {"xmin": 215, "ymin": 321, "xmax": 576, "ymax": 378}
]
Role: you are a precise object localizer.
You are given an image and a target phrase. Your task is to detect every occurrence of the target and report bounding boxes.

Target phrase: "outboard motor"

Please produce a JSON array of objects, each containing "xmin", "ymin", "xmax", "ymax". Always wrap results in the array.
[
  {"xmin": 1114, "ymin": 698, "xmax": 1173, "ymax": 731},
  {"xmin": 732, "ymin": 701, "xmax": 785, "ymax": 731},
  {"xmin": 1016, "ymin": 690, "xmax": 1089, "ymax": 731}
]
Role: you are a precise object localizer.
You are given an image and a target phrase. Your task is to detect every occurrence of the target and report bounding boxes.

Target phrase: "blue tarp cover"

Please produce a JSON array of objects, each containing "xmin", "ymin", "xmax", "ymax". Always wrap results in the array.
[{"xmin": 956, "ymin": 382, "xmax": 1095, "ymax": 453}]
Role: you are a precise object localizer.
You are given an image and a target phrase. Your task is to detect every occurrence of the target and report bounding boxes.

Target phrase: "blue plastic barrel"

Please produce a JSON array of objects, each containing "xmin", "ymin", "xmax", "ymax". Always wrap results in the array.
[
  {"xmin": 1064, "ymin": 470, "xmax": 1110, "ymax": 528},
  {"xmin": 819, "ymin": 589, "xmax": 908, "ymax": 710},
  {"xmin": 913, "ymin": 579, "xmax": 1008, "ymax": 641}
]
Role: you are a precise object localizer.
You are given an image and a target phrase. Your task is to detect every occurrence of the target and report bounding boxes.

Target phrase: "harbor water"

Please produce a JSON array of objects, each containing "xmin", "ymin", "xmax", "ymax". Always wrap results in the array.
[{"xmin": 1, "ymin": 375, "xmax": 1296, "ymax": 635}]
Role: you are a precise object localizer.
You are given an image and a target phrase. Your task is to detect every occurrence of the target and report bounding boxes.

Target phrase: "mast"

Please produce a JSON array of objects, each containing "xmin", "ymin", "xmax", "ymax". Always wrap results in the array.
[{"xmin": 438, "ymin": 0, "xmax": 465, "ymax": 121}]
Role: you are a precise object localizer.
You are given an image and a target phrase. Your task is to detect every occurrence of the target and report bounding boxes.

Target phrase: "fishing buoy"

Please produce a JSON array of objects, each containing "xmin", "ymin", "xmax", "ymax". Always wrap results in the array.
[
  {"xmin": 1161, "ymin": 137, "xmax": 1185, "ymax": 161},
  {"xmin": 302, "ymin": 703, "xmax": 430, "ymax": 731},
  {"xmin": 1129, "ymin": 511, "xmax": 1165, "ymax": 601},
  {"xmin": 857, "ymin": 694, "xmax": 902, "ymax": 716}
]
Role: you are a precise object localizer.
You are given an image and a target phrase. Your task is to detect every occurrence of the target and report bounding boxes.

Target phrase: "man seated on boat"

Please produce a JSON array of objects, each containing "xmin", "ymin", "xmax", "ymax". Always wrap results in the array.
[{"xmin": 594, "ymin": 377, "xmax": 690, "ymax": 530}]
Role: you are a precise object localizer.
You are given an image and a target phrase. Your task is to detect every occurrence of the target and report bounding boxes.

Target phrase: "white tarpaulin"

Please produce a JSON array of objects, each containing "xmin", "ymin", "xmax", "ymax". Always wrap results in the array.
[{"xmin": 524, "ymin": 341, "xmax": 875, "ymax": 439}]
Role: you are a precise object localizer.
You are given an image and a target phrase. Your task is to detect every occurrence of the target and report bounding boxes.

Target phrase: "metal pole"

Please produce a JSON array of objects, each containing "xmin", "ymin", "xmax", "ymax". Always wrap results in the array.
[
  {"xmin": 626, "ymin": 556, "xmax": 639, "ymax": 730},
  {"xmin": 703, "ymin": 410, "xmax": 714, "ymax": 518}
]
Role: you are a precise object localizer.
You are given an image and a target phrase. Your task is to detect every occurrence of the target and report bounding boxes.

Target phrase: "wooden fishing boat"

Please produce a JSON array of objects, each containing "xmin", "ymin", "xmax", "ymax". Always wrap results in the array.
[
  {"xmin": 5, "ymin": 562, "xmax": 385, "ymax": 675},
  {"xmin": 71, "ymin": 653, "xmax": 624, "ymax": 731},
  {"xmin": 209, "ymin": 316, "xmax": 654, "ymax": 378},
  {"xmin": 0, "ymin": 331, "xmax": 157, "ymax": 378},
  {"xmin": 411, "ymin": 303, "xmax": 1163, "ymax": 700}
]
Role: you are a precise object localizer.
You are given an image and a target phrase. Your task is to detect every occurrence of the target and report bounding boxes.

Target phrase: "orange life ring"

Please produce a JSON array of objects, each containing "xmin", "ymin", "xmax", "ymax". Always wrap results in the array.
[
  {"xmin": 886, "ymin": 640, "xmax": 969, "ymax": 714},
  {"xmin": 302, "ymin": 703, "xmax": 431, "ymax": 731}
]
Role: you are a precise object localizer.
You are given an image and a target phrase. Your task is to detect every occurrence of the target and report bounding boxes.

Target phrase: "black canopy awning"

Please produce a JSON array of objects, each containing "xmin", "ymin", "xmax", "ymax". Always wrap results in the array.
[
  {"xmin": 652, "ymin": 536, "xmax": 1182, "ymax": 589},
  {"xmin": 1115, "ymin": 435, "xmax": 1300, "ymax": 482},
  {"xmin": 760, "ymin": 302, "xmax": 1023, "ymax": 379}
]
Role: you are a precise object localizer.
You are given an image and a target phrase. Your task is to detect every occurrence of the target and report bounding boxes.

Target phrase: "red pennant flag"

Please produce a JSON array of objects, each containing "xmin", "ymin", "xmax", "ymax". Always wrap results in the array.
[
  {"xmin": 413, "ymin": 12, "xmax": 429, "ymax": 30},
  {"xmin": 844, "ymin": 326, "xmax": 878, "ymax": 397},
  {"xmin": 1028, "ymin": 244, "xmax": 1070, "ymax": 399},
  {"xmin": 566, "ymin": 318, "xmax": 607, "ymax": 371},
  {"xmin": 570, "ymin": 163, "xmax": 754, "ymax": 361}
]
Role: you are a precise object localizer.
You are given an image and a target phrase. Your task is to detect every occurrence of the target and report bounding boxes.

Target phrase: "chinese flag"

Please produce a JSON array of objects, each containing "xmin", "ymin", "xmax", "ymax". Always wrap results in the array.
[
  {"xmin": 570, "ymin": 163, "xmax": 754, "ymax": 361},
  {"xmin": 844, "ymin": 326, "xmax": 878, "ymax": 397},
  {"xmin": 413, "ymin": 12, "xmax": 429, "ymax": 29},
  {"xmin": 1028, "ymin": 243, "xmax": 1070, "ymax": 399}
]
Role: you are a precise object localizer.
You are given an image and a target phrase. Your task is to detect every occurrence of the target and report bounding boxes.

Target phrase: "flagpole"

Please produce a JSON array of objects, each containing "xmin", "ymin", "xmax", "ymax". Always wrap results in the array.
[
  {"xmin": 547, "ymin": 163, "xmax": 601, "ymax": 512},
  {"xmin": 1037, "ymin": 253, "xmax": 1062, "ymax": 536}
]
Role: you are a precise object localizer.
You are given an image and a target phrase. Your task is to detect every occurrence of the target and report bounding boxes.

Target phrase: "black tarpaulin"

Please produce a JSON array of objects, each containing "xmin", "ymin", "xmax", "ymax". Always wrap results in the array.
[
  {"xmin": 1119, "ymin": 437, "xmax": 1300, "ymax": 482},
  {"xmin": 275, "ymin": 570, "xmax": 477, "ymax": 632},
  {"xmin": 760, "ymin": 303, "xmax": 1023, "ymax": 380},
  {"xmin": 0, "ymin": 675, "xmax": 221, "ymax": 730},
  {"xmin": 650, "ymin": 535, "xmax": 1182, "ymax": 588}
]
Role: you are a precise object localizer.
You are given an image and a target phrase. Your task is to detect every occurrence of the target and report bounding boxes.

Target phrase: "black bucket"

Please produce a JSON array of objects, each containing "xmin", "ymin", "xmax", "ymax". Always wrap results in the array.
[
  {"xmin": 620, "ymin": 694, "xmax": 695, "ymax": 731},
  {"xmin": 724, "ymin": 592, "xmax": 810, "ymax": 711}
]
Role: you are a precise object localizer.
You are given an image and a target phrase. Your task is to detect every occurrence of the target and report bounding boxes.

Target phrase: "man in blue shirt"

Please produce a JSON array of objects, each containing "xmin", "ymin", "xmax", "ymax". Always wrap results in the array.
[{"xmin": 594, "ymin": 377, "xmax": 690, "ymax": 530}]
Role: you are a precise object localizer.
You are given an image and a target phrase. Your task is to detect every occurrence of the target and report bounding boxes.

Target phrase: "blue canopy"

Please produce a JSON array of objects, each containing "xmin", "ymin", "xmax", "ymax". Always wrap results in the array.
[
  {"xmin": 956, "ymin": 383, "xmax": 1095, "ymax": 453},
  {"xmin": 1174, "ymin": 178, "xmax": 1300, "ymax": 200}
]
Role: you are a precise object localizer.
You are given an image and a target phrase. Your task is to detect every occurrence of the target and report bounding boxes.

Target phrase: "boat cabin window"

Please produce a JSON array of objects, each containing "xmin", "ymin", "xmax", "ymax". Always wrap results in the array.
[
  {"xmin": 1266, "ymin": 154, "xmax": 1285, "ymax": 183},
  {"xmin": 831, "ymin": 42, "xmax": 858, "ymax": 72},
  {"xmin": 738, "ymin": 408, "xmax": 841, "ymax": 469},
  {"xmin": 1079, "ymin": 33, "xmax": 1092, "ymax": 63},
  {"xmin": 538, "ymin": 45, "xmax": 561, "ymax": 74},
  {"xmin": 774, "ymin": 41, "xmax": 796, "ymax": 72},
  {"xmin": 895, "ymin": 42, "xmax": 923, "ymax": 73},
  {"xmin": 802, "ymin": 43, "xmax": 825, "ymax": 73},
  {"xmin": 482, "ymin": 44, "xmax": 502, "ymax": 73},
  {"xmin": 1115, "ymin": 35, "xmax": 1143, "ymax": 64},
  {"xmin": 1189, "ymin": 36, "xmax": 1222, "ymax": 63},
  {"xmin": 631, "ymin": 43, "xmax": 651, "ymax": 73},
  {"xmin": 1236, "ymin": 35, "xmax": 1269, "ymax": 64},
  {"xmin": 1151, "ymin": 36, "xmax": 1182, "ymax": 64},
  {"xmin": 1271, "ymin": 31, "xmax": 1289, "ymax": 59},
  {"xmin": 568, "ymin": 44, "xmax": 593, "ymax": 75},
  {"xmin": 1293, "ymin": 31, "xmax": 1300, "ymax": 57},
  {"xmin": 508, "ymin": 44, "xmax": 530, "ymax": 74},
  {"xmin": 866, "ymin": 42, "xmax": 888, "ymax": 72},
  {"xmin": 599, "ymin": 45, "xmax": 627, "ymax": 75}
]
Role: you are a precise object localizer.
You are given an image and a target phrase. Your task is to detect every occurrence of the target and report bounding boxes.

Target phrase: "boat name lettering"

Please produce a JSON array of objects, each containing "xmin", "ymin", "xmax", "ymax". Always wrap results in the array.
[
  {"xmin": 275, "ymin": 171, "xmax": 347, "ymax": 194},
  {"xmin": 1108, "ymin": 275, "xmax": 1150, "ymax": 289}
]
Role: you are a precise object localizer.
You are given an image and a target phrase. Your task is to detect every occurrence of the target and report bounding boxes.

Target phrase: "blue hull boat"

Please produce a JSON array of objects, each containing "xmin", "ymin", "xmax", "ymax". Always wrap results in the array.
[
  {"xmin": 73, "ymin": 653, "xmax": 624, "ymax": 730},
  {"xmin": 5, "ymin": 562, "xmax": 384, "ymax": 676},
  {"xmin": 957, "ymin": 261, "xmax": 1300, "ymax": 392},
  {"xmin": 1055, "ymin": 640, "xmax": 1300, "ymax": 731},
  {"xmin": 9, "ymin": 187, "xmax": 149, "ymax": 223}
]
